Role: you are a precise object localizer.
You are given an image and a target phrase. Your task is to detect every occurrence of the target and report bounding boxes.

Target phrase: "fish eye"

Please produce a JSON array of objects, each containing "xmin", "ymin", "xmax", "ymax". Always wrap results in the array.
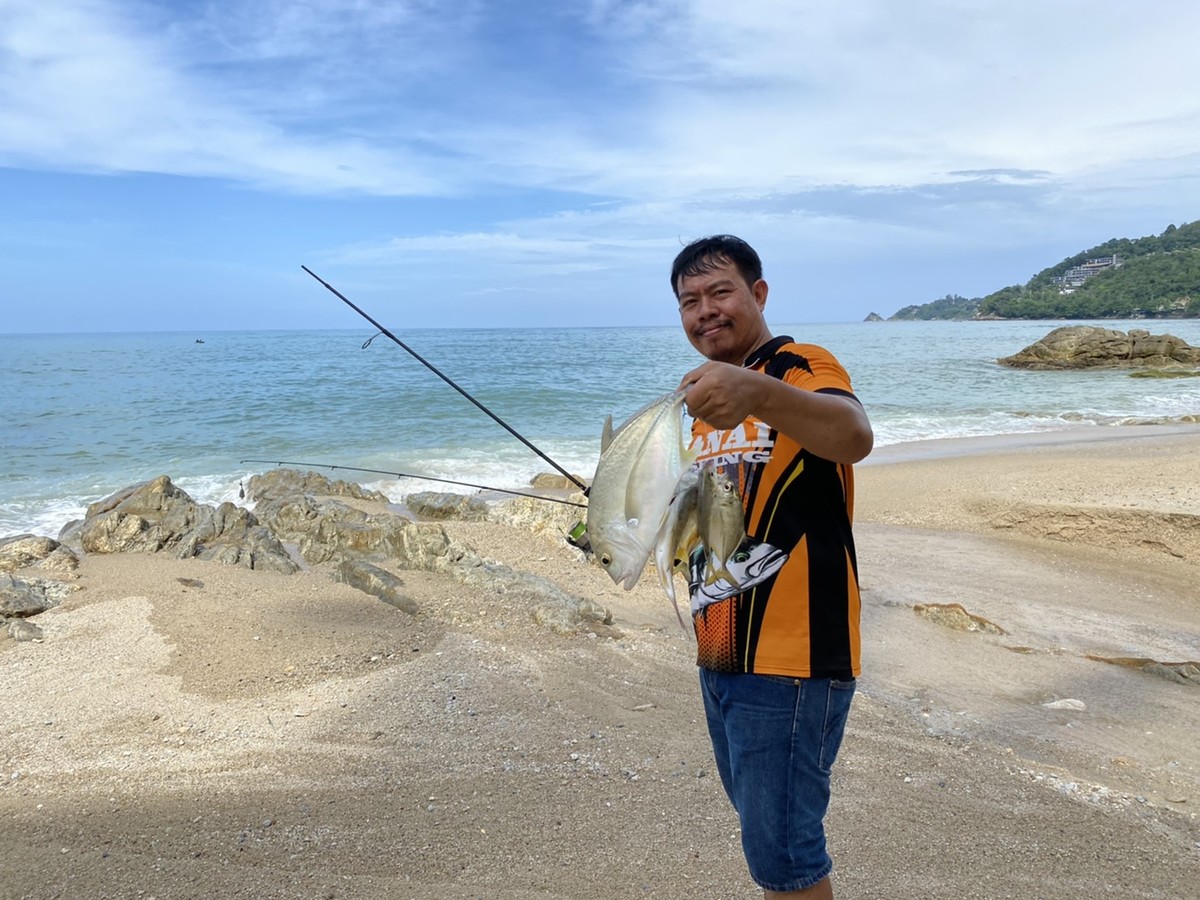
[
  {"xmin": 732, "ymin": 550, "xmax": 750, "ymax": 563},
  {"xmin": 600, "ymin": 553, "xmax": 612, "ymax": 567}
]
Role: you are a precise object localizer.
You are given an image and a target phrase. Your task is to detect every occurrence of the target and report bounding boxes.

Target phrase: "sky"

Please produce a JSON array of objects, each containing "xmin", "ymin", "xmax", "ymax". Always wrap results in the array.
[{"xmin": 2, "ymin": 0, "xmax": 1199, "ymax": 333}]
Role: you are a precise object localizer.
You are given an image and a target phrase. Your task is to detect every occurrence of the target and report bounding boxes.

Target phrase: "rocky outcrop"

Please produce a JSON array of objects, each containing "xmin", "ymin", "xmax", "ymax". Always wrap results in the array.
[
  {"xmin": 245, "ymin": 468, "xmax": 389, "ymax": 504},
  {"xmin": 406, "ymin": 491, "xmax": 492, "ymax": 521},
  {"xmin": 1, "ymin": 572, "xmax": 79, "ymax": 641},
  {"xmin": 1, "ymin": 573, "xmax": 59, "ymax": 618},
  {"xmin": 485, "ymin": 494, "xmax": 587, "ymax": 539},
  {"xmin": 247, "ymin": 482, "xmax": 456, "ymax": 570},
  {"xmin": 998, "ymin": 325, "xmax": 1200, "ymax": 370},
  {"xmin": 74, "ymin": 475, "xmax": 298, "ymax": 574},
  {"xmin": 12, "ymin": 469, "xmax": 611, "ymax": 640},
  {"xmin": 0, "ymin": 535, "xmax": 83, "ymax": 642},
  {"xmin": 246, "ymin": 471, "xmax": 611, "ymax": 633},
  {"xmin": 0, "ymin": 534, "xmax": 79, "ymax": 575}
]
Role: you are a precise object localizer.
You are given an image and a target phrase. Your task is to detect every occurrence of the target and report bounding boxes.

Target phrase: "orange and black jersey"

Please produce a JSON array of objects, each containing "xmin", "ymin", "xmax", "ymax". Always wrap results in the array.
[{"xmin": 687, "ymin": 336, "xmax": 862, "ymax": 680}]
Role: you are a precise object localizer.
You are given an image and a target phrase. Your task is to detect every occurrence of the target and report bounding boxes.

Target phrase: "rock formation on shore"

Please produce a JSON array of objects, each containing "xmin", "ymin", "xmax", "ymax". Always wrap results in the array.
[
  {"xmin": 998, "ymin": 325, "xmax": 1200, "ymax": 370},
  {"xmin": 1, "ymin": 469, "xmax": 608, "ymax": 642}
]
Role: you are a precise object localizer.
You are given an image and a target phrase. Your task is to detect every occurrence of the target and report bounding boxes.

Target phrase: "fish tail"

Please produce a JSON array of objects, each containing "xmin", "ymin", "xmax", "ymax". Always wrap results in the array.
[
  {"xmin": 703, "ymin": 559, "xmax": 741, "ymax": 588},
  {"xmin": 658, "ymin": 565, "xmax": 690, "ymax": 633},
  {"xmin": 670, "ymin": 595, "xmax": 688, "ymax": 633}
]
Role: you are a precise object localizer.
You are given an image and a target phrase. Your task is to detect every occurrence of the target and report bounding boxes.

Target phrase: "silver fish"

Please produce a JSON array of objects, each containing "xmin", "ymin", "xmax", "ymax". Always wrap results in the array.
[
  {"xmin": 587, "ymin": 389, "xmax": 695, "ymax": 590},
  {"xmin": 697, "ymin": 465, "xmax": 746, "ymax": 587},
  {"xmin": 653, "ymin": 466, "xmax": 700, "ymax": 629}
]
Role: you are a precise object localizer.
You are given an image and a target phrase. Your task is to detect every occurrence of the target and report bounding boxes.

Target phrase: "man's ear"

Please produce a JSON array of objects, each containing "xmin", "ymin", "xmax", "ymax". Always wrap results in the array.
[{"xmin": 753, "ymin": 278, "xmax": 768, "ymax": 310}]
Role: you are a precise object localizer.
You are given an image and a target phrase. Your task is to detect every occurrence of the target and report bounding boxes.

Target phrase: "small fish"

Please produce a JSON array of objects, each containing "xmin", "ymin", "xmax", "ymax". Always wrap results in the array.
[
  {"xmin": 587, "ymin": 389, "xmax": 696, "ymax": 590},
  {"xmin": 653, "ymin": 467, "xmax": 700, "ymax": 630},
  {"xmin": 697, "ymin": 465, "xmax": 746, "ymax": 587}
]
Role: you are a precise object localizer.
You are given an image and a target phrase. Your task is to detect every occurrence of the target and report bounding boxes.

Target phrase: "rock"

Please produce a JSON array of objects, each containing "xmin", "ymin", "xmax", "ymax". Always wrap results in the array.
[
  {"xmin": 0, "ymin": 573, "xmax": 50, "ymax": 618},
  {"xmin": 245, "ymin": 469, "xmax": 389, "ymax": 504},
  {"xmin": 998, "ymin": 325, "xmax": 1200, "ymax": 370},
  {"xmin": 529, "ymin": 472, "xmax": 589, "ymax": 491},
  {"xmin": 406, "ymin": 488, "xmax": 586, "ymax": 542},
  {"xmin": 531, "ymin": 595, "xmax": 618, "ymax": 636},
  {"xmin": 0, "ymin": 572, "xmax": 77, "ymax": 618},
  {"xmin": 6, "ymin": 619, "xmax": 44, "ymax": 642},
  {"xmin": 913, "ymin": 602, "xmax": 1007, "ymax": 635},
  {"xmin": 486, "ymin": 494, "xmax": 586, "ymax": 541},
  {"xmin": 253, "ymin": 489, "xmax": 454, "ymax": 569},
  {"xmin": 864, "ymin": 312, "xmax": 884, "ymax": 322},
  {"xmin": 79, "ymin": 475, "xmax": 298, "ymax": 574},
  {"xmin": 335, "ymin": 559, "xmax": 419, "ymax": 615},
  {"xmin": 55, "ymin": 468, "xmax": 612, "ymax": 637},
  {"xmin": 0, "ymin": 535, "xmax": 61, "ymax": 572},
  {"xmin": 248, "ymin": 468, "xmax": 453, "ymax": 569},
  {"xmin": 36, "ymin": 546, "xmax": 81, "ymax": 575},
  {"xmin": 0, "ymin": 534, "xmax": 78, "ymax": 576},
  {"xmin": 1043, "ymin": 698, "xmax": 1087, "ymax": 711},
  {"xmin": 406, "ymin": 491, "xmax": 491, "ymax": 521}
]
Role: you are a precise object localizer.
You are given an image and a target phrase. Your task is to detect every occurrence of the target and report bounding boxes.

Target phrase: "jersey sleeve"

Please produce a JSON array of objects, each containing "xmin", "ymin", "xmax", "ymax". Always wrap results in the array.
[{"xmin": 783, "ymin": 343, "xmax": 856, "ymax": 396}]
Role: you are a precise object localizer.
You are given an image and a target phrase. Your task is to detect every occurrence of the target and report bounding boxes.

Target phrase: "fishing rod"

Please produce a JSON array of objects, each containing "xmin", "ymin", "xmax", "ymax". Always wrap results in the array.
[
  {"xmin": 301, "ymin": 265, "xmax": 589, "ymax": 493},
  {"xmin": 240, "ymin": 459, "xmax": 587, "ymax": 508}
]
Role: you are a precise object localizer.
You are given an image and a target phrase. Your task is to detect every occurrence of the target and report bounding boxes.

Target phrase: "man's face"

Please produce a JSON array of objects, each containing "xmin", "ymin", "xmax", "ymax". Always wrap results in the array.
[{"xmin": 676, "ymin": 257, "xmax": 770, "ymax": 364}]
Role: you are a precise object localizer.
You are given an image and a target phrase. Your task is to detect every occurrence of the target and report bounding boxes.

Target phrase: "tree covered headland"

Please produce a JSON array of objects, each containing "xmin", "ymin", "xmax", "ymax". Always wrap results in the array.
[{"xmin": 889, "ymin": 220, "xmax": 1200, "ymax": 320}]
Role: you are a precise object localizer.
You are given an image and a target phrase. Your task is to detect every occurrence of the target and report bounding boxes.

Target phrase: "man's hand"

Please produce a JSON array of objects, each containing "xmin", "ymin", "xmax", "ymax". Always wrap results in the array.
[
  {"xmin": 679, "ymin": 362, "xmax": 874, "ymax": 465},
  {"xmin": 679, "ymin": 361, "xmax": 762, "ymax": 430}
]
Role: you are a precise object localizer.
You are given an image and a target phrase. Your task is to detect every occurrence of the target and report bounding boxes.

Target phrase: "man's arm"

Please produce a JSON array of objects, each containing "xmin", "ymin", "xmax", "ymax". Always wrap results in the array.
[{"xmin": 680, "ymin": 361, "xmax": 874, "ymax": 464}]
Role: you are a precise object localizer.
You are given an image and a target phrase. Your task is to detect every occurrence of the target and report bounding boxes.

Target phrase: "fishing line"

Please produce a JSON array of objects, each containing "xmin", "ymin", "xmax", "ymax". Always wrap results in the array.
[
  {"xmin": 239, "ymin": 459, "xmax": 587, "ymax": 508},
  {"xmin": 301, "ymin": 265, "xmax": 588, "ymax": 493}
]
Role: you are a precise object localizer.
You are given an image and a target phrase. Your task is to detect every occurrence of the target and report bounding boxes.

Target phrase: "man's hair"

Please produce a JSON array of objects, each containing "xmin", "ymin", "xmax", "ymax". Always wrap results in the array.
[{"xmin": 670, "ymin": 235, "xmax": 763, "ymax": 297}]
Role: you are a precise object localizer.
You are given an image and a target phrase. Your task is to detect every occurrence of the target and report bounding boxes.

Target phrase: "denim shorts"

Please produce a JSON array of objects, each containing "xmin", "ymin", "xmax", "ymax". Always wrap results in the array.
[{"xmin": 700, "ymin": 669, "xmax": 856, "ymax": 892}]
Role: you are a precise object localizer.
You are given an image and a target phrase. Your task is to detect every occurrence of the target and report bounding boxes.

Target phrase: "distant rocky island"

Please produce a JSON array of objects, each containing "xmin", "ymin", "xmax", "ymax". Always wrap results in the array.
[{"xmin": 868, "ymin": 219, "xmax": 1200, "ymax": 321}]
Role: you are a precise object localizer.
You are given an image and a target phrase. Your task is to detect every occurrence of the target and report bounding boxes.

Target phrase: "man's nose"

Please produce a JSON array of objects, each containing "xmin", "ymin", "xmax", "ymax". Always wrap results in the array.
[{"xmin": 694, "ymin": 293, "xmax": 718, "ymax": 318}]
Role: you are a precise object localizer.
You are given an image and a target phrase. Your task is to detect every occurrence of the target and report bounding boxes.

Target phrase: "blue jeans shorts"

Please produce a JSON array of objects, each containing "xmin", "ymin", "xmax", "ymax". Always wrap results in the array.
[{"xmin": 700, "ymin": 669, "xmax": 856, "ymax": 892}]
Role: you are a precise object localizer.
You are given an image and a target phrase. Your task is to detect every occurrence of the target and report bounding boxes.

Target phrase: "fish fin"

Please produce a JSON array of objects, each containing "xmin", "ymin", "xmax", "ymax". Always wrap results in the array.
[
  {"xmin": 657, "ymin": 565, "xmax": 688, "ymax": 633},
  {"xmin": 671, "ymin": 596, "xmax": 688, "ymax": 633},
  {"xmin": 600, "ymin": 414, "xmax": 614, "ymax": 452},
  {"xmin": 704, "ymin": 560, "xmax": 741, "ymax": 588}
]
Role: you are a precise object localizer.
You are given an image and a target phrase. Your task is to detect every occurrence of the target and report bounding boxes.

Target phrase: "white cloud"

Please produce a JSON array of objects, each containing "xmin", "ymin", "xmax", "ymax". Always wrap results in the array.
[
  {"xmin": 0, "ymin": 0, "xmax": 457, "ymax": 192},
  {"xmin": 4, "ymin": 0, "xmax": 1197, "ymax": 200},
  {"xmin": 1, "ymin": 0, "xmax": 1198, "ymax": 332}
]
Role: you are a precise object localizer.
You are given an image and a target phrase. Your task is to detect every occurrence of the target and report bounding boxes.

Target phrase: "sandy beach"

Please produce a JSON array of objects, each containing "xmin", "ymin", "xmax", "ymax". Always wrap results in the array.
[{"xmin": 3, "ymin": 425, "xmax": 1199, "ymax": 899}]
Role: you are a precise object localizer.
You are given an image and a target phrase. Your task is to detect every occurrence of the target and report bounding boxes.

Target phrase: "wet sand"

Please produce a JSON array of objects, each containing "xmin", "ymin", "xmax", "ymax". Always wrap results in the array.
[{"xmin": 2, "ymin": 425, "xmax": 1199, "ymax": 899}]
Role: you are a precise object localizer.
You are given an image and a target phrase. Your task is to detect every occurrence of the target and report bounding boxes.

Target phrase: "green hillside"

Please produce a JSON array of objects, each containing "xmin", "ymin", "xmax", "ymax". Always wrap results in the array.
[
  {"xmin": 890, "ymin": 294, "xmax": 980, "ymax": 320},
  {"xmin": 889, "ymin": 220, "xmax": 1200, "ymax": 320}
]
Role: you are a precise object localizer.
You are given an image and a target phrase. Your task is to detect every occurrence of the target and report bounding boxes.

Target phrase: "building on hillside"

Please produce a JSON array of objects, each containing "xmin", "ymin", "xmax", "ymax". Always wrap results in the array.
[{"xmin": 1052, "ymin": 254, "xmax": 1122, "ymax": 294}]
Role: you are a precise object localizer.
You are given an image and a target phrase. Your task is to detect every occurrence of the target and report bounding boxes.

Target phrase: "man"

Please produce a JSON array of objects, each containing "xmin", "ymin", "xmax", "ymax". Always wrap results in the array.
[{"xmin": 673, "ymin": 235, "xmax": 873, "ymax": 899}]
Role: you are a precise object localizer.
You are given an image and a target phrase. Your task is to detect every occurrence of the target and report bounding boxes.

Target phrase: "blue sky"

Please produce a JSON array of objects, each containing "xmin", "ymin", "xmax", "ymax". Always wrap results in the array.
[{"xmin": 3, "ymin": 0, "xmax": 1199, "ymax": 333}]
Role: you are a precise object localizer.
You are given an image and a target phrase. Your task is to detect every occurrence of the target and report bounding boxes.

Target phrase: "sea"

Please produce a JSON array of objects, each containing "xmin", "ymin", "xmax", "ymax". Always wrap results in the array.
[{"xmin": 4, "ymin": 320, "xmax": 1200, "ymax": 540}]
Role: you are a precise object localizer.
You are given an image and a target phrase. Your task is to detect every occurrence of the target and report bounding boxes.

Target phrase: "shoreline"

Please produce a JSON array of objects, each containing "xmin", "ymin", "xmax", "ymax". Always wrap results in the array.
[
  {"xmin": 2, "ymin": 424, "xmax": 1199, "ymax": 898},
  {"xmin": 863, "ymin": 420, "xmax": 1200, "ymax": 463},
  {"xmin": 3, "ymin": 421, "xmax": 1198, "ymax": 544}
]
